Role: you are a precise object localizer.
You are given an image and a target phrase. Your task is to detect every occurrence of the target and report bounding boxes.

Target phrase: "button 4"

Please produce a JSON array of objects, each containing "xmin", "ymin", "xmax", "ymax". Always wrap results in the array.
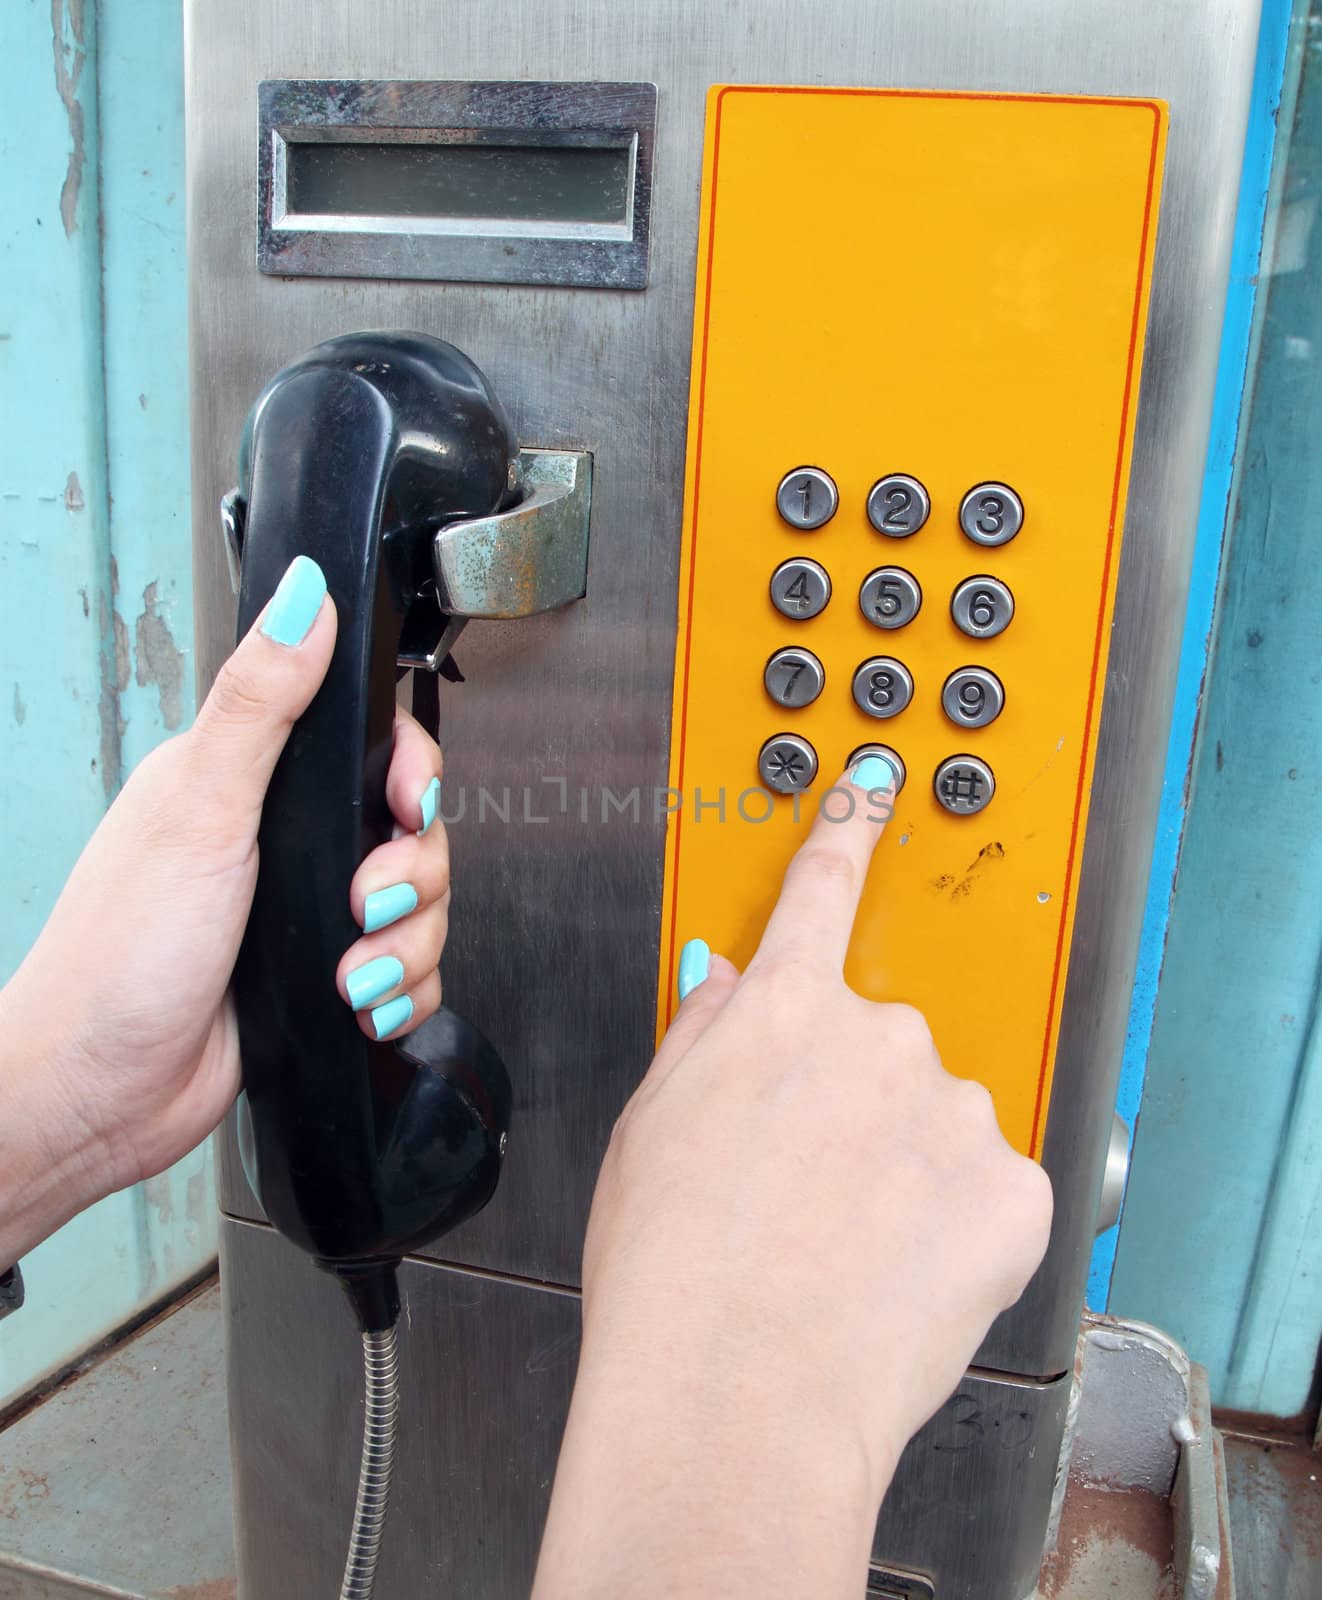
[{"xmin": 770, "ymin": 557, "xmax": 832, "ymax": 619}]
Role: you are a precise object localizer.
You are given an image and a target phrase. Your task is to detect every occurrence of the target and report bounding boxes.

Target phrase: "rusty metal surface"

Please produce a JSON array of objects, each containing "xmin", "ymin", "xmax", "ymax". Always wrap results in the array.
[
  {"xmin": 1222, "ymin": 1431, "xmax": 1322, "ymax": 1600},
  {"xmin": 0, "ymin": 1285, "xmax": 234, "ymax": 1600}
]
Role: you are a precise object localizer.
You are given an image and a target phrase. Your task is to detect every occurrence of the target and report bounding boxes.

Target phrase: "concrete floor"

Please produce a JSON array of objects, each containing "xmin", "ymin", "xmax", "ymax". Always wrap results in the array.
[
  {"xmin": 0, "ymin": 1281, "xmax": 233, "ymax": 1600},
  {"xmin": 0, "ymin": 1284, "xmax": 1318, "ymax": 1599}
]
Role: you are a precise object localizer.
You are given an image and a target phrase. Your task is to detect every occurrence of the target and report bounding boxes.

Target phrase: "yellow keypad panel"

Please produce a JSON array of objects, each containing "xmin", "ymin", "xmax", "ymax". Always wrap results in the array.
[{"xmin": 658, "ymin": 86, "xmax": 1167, "ymax": 1158}]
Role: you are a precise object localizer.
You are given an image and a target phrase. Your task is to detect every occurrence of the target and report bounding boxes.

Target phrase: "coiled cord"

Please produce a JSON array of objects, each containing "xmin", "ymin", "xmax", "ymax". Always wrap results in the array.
[{"xmin": 339, "ymin": 1326, "xmax": 400, "ymax": 1600}]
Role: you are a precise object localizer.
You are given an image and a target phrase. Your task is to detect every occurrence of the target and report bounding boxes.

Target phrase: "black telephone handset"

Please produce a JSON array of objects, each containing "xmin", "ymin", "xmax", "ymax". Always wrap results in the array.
[{"xmin": 229, "ymin": 332, "xmax": 514, "ymax": 1334}]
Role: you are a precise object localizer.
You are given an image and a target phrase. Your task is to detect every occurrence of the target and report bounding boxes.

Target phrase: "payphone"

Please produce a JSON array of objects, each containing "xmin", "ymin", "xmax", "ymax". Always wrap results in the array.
[{"xmin": 188, "ymin": 4, "xmax": 1263, "ymax": 1597}]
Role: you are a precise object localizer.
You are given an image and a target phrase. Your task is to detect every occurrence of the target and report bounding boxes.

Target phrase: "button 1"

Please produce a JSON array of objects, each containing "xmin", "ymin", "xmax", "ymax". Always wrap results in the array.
[
  {"xmin": 859, "ymin": 567, "xmax": 922, "ymax": 630},
  {"xmin": 951, "ymin": 574, "xmax": 1015, "ymax": 639},
  {"xmin": 941, "ymin": 666, "xmax": 1004, "ymax": 729},
  {"xmin": 867, "ymin": 474, "xmax": 930, "ymax": 537},
  {"xmin": 847, "ymin": 742, "xmax": 907, "ymax": 794},
  {"xmin": 934, "ymin": 754, "xmax": 996, "ymax": 815},
  {"xmin": 764, "ymin": 647, "xmax": 825, "ymax": 708},
  {"xmin": 770, "ymin": 557, "xmax": 832, "ymax": 620},
  {"xmin": 851, "ymin": 656, "xmax": 914, "ymax": 719},
  {"xmin": 776, "ymin": 466, "xmax": 838, "ymax": 530},
  {"xmin": 959, "ymin": 482, "xmax": 1024, "ymax": 546},
  {"xmin": 758, "ymin": 733, "xmax": 819, "ymax": 793}
]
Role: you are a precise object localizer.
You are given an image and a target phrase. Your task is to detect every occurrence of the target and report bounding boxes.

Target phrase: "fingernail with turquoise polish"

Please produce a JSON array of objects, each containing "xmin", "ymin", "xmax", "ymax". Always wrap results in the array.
[
  {"xmin": 345, "ymin": 955, "xmax": 404, "ymax": 1011},
  {"xmin": 260, "ymin": 555, "xmax": 326, "ymax": 647},
  {"xmin": 363, "ymin": 882, "xmax": 418, "ymax": 933},
  {"xmin": 417, "ymin": 776, "xmax": 441, "ymax": 835},
  {"xmin": 849, "ymin": 754, "xmax": 895, "ymax": 792},
  {"xmin": 370, "ymin": 994, "xmax": 414, "ymax": 1040},
  {"xmin": 678, "ymin": 938, "xmax": 711, "ymax": 1002}
]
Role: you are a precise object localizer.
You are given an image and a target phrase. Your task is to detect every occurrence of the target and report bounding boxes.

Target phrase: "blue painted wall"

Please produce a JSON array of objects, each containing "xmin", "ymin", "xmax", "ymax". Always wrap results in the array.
[
  {"xmin": 0, "ymin": 0, "xmax": 209, "ymax": 1410},
  {"xmin": 1110, "ymin": 0, "xmax": 1322, "ymax": 1419},
  {"xmin": 1090, "ymin": 0, "xmax": 1301, "ymax": 1312}
]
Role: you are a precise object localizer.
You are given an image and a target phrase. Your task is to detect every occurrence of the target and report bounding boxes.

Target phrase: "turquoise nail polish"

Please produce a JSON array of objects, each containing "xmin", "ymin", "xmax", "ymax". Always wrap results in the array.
[
  {"xmin": 370, "ymin": 994, "xmax": 414, "ymax": 1040},
  {"xmin": 260, "ymin": 555, "xmax": 326, "ymax": 647},
  {"xmin": 678, "ymin": 938, "xmax": 711, "ymax": 1002},
  {"xmin": 364, "ymin": 882, "xmax": 418, "ymax": 933},
  {"xmin": 849, "ymin": 754, "xmax": 895, "ymax": 792},
  {"xmin": 345, "ymin": 955, "xmax": 404, "ymax": 1011},
  {"xmin": 418, "ymin": 776, "xmax": 441, "ymax": 835}
]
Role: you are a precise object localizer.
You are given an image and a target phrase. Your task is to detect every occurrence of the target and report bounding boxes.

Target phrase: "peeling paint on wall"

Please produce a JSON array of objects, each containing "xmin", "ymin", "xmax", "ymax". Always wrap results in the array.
[
  {"xmin": 12, "ymin": 685, "xmax": 26, "ymax": 727},
  {"xmin": 50, "ymin": 0, "xmax": 86, "ymax": 238},
  {"xmin": 134, "ymin": 581, "xmax": 186, "ymax": 730},
  {"xmin": 97, "ymin": 590, "xmax": 128, "ymax": 801},
  {"xmin": 63, "ymin": 469, "xmax": 84, "ymax": 511}
]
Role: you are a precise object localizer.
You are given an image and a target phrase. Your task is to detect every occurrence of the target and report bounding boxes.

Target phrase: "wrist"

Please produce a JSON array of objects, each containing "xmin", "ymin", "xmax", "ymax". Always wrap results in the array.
[
  {"xmin": 535, "ymin": 1302, "xmax": 897, "ymax": 1600},
  {"xmin": 0, "ymin": 980, "xmax": 116, "ymax": 1265}
]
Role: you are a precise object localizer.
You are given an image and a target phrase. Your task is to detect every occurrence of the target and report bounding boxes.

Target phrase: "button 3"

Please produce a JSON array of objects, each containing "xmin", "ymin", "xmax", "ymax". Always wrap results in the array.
[{"xmin": 959, "ymin": 482, "xmax": 1023, "ymax": 546}]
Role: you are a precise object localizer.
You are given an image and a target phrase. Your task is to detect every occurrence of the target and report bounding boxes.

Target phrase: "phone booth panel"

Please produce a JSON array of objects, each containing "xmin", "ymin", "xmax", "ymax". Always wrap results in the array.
[{"xmin": 187, "ymin": 2, "xmax": 1263, "ymax": 1595}]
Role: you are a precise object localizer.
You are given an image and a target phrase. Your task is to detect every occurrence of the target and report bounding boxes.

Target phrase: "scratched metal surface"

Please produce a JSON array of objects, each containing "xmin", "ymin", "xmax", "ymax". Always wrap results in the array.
[
  {"xmin": 0, "ymin": 0, "xmax": 215, "ymax": 1412},
  {"xmin": 194, "ymin": 0, "xmax": 1261, "ymax": 1382}
]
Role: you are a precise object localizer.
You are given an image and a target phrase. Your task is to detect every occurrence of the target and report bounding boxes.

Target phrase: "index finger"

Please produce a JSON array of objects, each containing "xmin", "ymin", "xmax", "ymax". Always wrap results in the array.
[{"xmin": 748, "ymin": 751, "xmax": 897, "ymax": 977}]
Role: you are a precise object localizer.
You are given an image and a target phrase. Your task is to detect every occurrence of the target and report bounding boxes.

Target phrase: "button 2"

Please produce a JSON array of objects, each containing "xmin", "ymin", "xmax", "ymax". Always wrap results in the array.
[
  {"xmin": 959, "ymin": 482, "xmax": 1023, "ymax": 546},
  {"xmin": 951, "ymin": 575, "xmax": 1014, "ymax": 639},
  {"xmin": 934, "ymin": 754, "xmax": 996, "ymax": 815},
  {"xmin": 764, "ymin": 647, "xmax": 825, "ymax": 708},
  {"xmin": 770, "ymin": 557, "xmax": 832, "ymax": 620},
  {"xmin": 852, "ymin": 656, "xmax": 914, "ymax": 719},
  {"xmin": 867, "ymin": 474, "xmax": 930, "ymax": 537},
  {"xmin": 776, "ymin": 466, "xmax": 838, "ymax": 530},
  {"xmin": 758, "ymin": 733, "xmax": 819, "ymax": 793},
  {"xmin": 941, "ymin": 666, "xmax": 1004, "ymax": 728},
  {"xmin": 859, "ymin": 567, "xmax": 922, "ymax": 630}
]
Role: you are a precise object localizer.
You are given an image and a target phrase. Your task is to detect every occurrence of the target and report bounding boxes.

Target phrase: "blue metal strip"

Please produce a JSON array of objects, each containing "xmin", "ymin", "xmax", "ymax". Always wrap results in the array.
[{"xmin": 1087, "ymin": 0, "xmax": 1298, "ymax": 1310}]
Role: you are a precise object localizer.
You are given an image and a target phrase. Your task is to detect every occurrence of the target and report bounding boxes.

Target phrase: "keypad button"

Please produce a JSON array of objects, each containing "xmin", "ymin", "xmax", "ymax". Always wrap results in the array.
[
  {"xmin": 934, "ymin": 754, "xmax": 996, "ymax": 815},
  {"xmin": 764, "ymin": 647, "xmax": 825, "ymax": 708},
  {"xmin": 941, "ymin": 666, "xmax": 1005, "ymax": 729},
  {"xmin": 867, "ymin": 474, "xmax": 930, "ymax": 537},
  {"xmin": 758, "ymin": 732, "xmax": 819, "ymax": 793},
  {"xmin": 959, "ymin": 481, "xmax": 1024, "ymax": 546},
  {"xmin": 776, "ymin": 466, "xmax": 838, "ymax": 530},
  {"xmin": 770, "ymin": 557, "xmax": 832, "ymax": 620},
  {"xmin": 847, "ymin": 742, "xmax": 907, "ymax": 794},
  {"xmin": 859, "ymin": 567, "xmax": 922, "ymax": 630},
  {"xmin": 951, "ymin": 574, "xmax": 1015, "ymax": 639},
  {"xmin": 851, "ymin": 656, "xmax": 914, "ymax": 720}
]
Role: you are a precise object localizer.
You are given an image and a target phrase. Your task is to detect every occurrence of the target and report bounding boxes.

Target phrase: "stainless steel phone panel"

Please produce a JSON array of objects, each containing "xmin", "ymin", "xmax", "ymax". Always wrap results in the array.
[
  {"xmin": 191, "ymin": 0, "xmax": 1262, "ymax": 1383},
  {"xmin": 223, "ymin": 1218, "xmax": 1070, "ymax": 1600}
]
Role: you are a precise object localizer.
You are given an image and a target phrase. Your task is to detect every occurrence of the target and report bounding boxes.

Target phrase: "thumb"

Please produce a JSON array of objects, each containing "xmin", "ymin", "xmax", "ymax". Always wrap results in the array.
[{"xmin": 188, "ymin": 556, "xmax": 337, "ymax": 821}]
